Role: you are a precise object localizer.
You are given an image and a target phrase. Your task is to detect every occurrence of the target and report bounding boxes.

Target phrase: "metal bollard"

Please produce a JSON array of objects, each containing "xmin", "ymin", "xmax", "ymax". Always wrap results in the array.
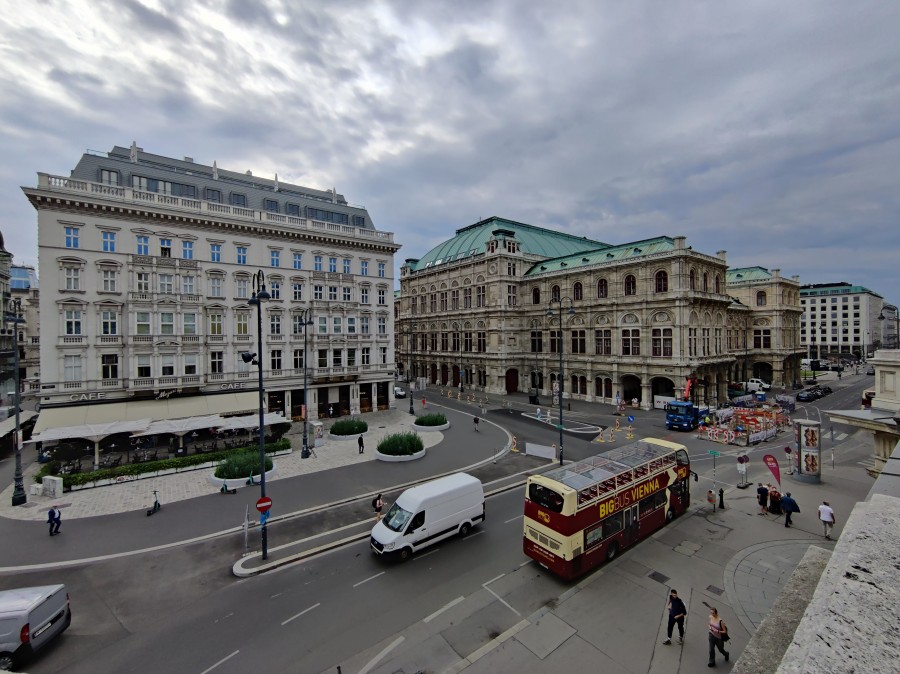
[{"xmin": 718, "ymin": 488, "xmax": 725, "ymax": 509}]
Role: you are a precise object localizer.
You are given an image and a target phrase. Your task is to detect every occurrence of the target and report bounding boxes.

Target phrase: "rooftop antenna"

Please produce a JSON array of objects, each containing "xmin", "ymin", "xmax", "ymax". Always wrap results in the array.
[
  {"xmin": 212, "ymin": 161, "xmax": 219, "ymax": 180},
  {"xmin": 274, "ymin": 173, "xmax": 279, "ymax": 192}
]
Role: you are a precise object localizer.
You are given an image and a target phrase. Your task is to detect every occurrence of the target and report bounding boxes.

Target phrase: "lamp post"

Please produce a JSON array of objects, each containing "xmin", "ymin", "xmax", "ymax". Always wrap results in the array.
[
  {"xmin": 547, "ymin": 297, "xmax": 574, "ymax": 466},
  {"xmin": 247, "ymin": 271, "xmax": 271, "ymax": 559},
  {"xmin": 406, "ymin": 330, "xmax": 415, "ymax": 414},
  {"xmin": 879, "ymin": 304, "xmax": 899, "ymax": 350},
  {"xmin": 8, "ymin": 299, "xmax": 25, "ymax": 506},
  {"xmin": 299, "ymin": 308, "xmax": 313, "ymax": 459}
]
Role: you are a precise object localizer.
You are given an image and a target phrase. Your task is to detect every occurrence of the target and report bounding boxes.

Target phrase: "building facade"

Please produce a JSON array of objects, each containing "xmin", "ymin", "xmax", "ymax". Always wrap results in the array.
[
  {"xmin": 800, "ymin": 283, "xmax": 885, "ymax": 360},
  {"xmin": 10, "ymin": 265, "xmax": 40, "ymax": 392},
  {"xmin": 24, "ymin": 143, "xmax": 399, "ymax": 431},
  {"xmin": 397, "ymin": 217, "xmax": 803, "ymax": 410}
]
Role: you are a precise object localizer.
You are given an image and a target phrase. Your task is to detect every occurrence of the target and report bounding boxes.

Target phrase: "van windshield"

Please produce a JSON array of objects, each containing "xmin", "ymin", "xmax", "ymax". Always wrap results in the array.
[{"xmin": 382, "ymin": 503, "xmax": 412, "ymax": 532}]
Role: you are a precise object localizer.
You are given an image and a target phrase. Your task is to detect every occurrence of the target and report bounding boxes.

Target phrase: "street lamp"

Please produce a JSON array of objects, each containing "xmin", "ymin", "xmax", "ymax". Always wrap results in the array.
[
  {"xmin": 246, "ymin": 270, "xmax": 271, "ymax": 560},
  {"xmin": 298, "ymin": 308, "xmax": 313, "ymax": 459},
  {"xmin": 879, "ymin": 304, "xmax": 899, "ymax": 350},
  {"xmin": 406, "ymin": 329, "xmax": 415, "ymax": 415},
  {"xmin": 7, "ymin": 299, "xmax": 25, "ymax": 506},
  {"xmin": 547, "ymin": 297, "xmax": 574, "ymax": 466}
]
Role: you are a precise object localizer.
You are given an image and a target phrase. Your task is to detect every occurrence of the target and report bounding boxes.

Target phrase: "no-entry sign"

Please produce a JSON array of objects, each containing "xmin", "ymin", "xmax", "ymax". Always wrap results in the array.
[{"xmin": 256, "ymin": 496, "xmax": 273, "ymax": 513}]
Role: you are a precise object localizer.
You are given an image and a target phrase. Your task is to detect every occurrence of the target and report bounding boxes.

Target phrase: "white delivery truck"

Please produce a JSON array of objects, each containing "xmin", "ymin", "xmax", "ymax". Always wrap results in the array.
[{"xmin": 370, "ymin": 473, "xmax": 484, "ymax": 560}]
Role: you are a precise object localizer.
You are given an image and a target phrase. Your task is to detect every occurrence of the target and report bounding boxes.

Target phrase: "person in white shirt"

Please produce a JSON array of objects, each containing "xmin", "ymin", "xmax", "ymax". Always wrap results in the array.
[{"xmin": 818, "ymin": 501, "xmax": 836, "ymax": 540}]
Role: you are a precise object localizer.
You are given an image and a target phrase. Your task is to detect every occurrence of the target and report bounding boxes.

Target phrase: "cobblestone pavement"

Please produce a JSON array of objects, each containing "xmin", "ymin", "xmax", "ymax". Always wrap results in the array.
[{"xmin": 0, "ymin": 409, "xmax": 438, "ymax": 521}]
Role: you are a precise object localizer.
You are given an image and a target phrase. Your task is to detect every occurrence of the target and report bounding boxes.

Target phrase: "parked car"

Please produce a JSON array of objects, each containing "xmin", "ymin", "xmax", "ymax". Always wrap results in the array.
[
  {"xmin": 803, "ymin": 378, "xmax": 818, "ymax": 385},
  {"xmin": 866, "ymin": 366, "xmax": 875, "ymax": 375},
  {"xmin": 796, "ymin": 390, "xmax": 817, "ymax": 402},
  {"xmin": 0, "ymin": 584, "xmax": 71, "ymax": 671},
  {"xmin": 817, "ymin": 385, "xmax": 833, "ymax": 396},
  {"xmin": 393, "ymin": 386, "xmax": 406, "ymax": 399}
]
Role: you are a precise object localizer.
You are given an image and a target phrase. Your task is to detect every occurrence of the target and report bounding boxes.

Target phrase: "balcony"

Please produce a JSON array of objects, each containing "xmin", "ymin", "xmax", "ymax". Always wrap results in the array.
[
  {"xmin": 98, "ymin": 335, "xmax": 122, "ymax": 345},
  {"xmin": 59, "ymin": 336, "xmax": 85, "ymax": 346},
  {"xmin": 267, "ymin": 334, "xmax": 285, "ymax": 343},
  {"xmin": 37, "ymin": 173, "xmax": 395, "ymax": 244}
]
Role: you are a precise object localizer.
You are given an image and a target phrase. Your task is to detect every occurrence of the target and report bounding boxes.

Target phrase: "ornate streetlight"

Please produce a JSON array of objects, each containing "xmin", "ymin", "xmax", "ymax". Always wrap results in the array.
[
  {"xmin": 8, "ymin": 299, "xmax": 25, "ymax": 506},
  {"xmin": 298, "ymin": 308, "xmax": 313, "ymax": 459},
  {"xmin": 246, "ymin": 271, "xmax": 270, "ymax": 559},
  {"xmin": 547, "ymin": 297, "xmax": 574, "ymax": 466}
]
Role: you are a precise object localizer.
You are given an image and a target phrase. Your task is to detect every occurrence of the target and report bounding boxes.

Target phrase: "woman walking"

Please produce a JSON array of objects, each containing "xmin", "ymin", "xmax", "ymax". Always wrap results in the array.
[
  {"xmin": 373, "ymin": 494, "xmax": 384, "ymax": 521},
  {"xmin": 707, "ymin": 607, "xmax": 729, "ymax": 667}
]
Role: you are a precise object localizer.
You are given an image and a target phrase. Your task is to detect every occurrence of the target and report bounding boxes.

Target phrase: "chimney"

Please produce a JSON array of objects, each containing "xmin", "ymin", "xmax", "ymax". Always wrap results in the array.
[
  {"xmin": 773, "ymin": 268, "xmax": 781, "ymax": 278},
  {"xmin": 674, "ymin": 236, "xmax": 687, "ymax": 250},
  {"xmin": 792, "ymin": 275, "xmax": 800, "ymax": 282},
  {"xmin": 716, "ymin": 250, "xmax": 727, "ymax": 260},
  {"xmin": 183, "ymin": 157, "xmax": 193, "ymax": 163},
  {"xmin": 245, "ymin": 170, "xmax": 252, "ymax": 176}
]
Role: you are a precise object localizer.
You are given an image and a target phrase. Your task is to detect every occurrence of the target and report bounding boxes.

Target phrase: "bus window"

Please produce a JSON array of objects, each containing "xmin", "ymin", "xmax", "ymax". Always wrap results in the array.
[
  {"xmin": 529, "ymin": 484, "xmax": 564, "ymax": 513},
  {"xmin": 676, "ymin": 449, "xmax": 689, "ymax": 466},
  {"xmin": 601, "ymin": 511, "xmax": 624, "ymax": 539}
]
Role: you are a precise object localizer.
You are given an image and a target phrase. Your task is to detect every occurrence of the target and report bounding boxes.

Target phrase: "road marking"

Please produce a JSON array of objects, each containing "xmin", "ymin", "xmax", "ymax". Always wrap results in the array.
[
  {"xmin": 353, "ymin": 571, "xmax": 385, "ymax": 588},
  {"xmin": 518, "ymin": 559, "xmax": 532, "ymax": 568},
  {"xmin": 482, "ymin": 573, "xmax": 521, "ymax": 617},
  {"xmin": 465, "ymin": 530, "xmax": 484, "ymax": 539},
  {"xmin": 424, "ymin": 596, "xmax": 465, "ymax": 623},
  {"xmin": 504, "ymin": 515, "xmax": 521, "ymax": 524},
  {"xmin": 199, "ymin": 650, "xmax": 239, "ymax": 674},
  {"xmin": 358, "ymin": 636, "xmax": 404, "ymax": 674},
  {"xmin": 412, "ymin": 548, "xmax": 440, "ymax": 561},
  {"xmin": 270, "ymin": 592, "xmax": 282, "ymax": 598},
  {"xmin": 483, "ymin": 573, "xmax": 505, "ymax": 585},
  {"xmin": 212, "ymin": 612, "xmax": 233, "ymax": 624},
  {"xmin": 281, "ymin": 602, "xmax": 320, "ymax": 626}
]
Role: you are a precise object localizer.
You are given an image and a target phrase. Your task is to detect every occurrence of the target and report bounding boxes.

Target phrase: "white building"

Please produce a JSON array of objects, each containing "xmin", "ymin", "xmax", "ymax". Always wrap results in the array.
[
  {"xmin": 800, "ymin": 283, "xmax": 886, "ymax": 360},
  {"xmin": 23, "ymin": 143, "xmax": 400, "ymax": 432}
]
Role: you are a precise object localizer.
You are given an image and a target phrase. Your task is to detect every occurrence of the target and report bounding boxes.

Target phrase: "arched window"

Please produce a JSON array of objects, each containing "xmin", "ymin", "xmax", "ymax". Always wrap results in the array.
[
  {"xmin": 573, "ymin": 282, "xmax": 583, "ymax": 300},
  {"xmin": 532, "ymin": 288, "xmax": 541, "ymax": 305},
  {"xmin": 715, "ymin": 274, "xmax": 721, "ymax": 294},
  {"xmin": 756, "ymin": 291, "xmax": 767, "ymax": 306},
  {"xmin": 551, "ymin": 285, "xmax": 561, "ymax": 302},
  {"xmin": 703, "ymin": 273, "xmax": 709, "ymax": 292},
  {"xmin": 624, "ymin": 275, "xmax": 637, "ymax": 296},
  {"xmin": 597, "ymin": 279, "xmax": 608, "ymax": 298},
  {"xmin": 690, "ymin": 269, "xmax": 696, "ymax": 290},
  {"xmin": 655, "ymin": 270, "xmax": 668, "ymax": 292}
]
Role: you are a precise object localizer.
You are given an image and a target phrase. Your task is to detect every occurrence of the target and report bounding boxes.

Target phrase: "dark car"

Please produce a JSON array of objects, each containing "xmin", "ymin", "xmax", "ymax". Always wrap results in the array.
[
  {"xmin": 803, "ymin": 378, "xmax": 818, "ymax": 385},
  {"xmin": 817, "ymin": 385, "xmax": 833, "ymax": 396},
  {"xmin": 796, "ymin": 390, "xmax": 817, "ymax": 402}
]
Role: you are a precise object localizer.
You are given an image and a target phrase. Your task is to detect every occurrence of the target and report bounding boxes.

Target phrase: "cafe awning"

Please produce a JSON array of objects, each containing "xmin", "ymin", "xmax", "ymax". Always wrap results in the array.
[
  {"xmin": 0, "ymin": 411, "xmax": 37, "ymax": 438},
  {"xmin": 131, "ymin": 415, "xmax": 225, "ymax": 438},
  {"xmin": 28, "ymin": 419, "xmax": 152, "ymax": 444},
  {"xmin": 215, "ymin": 412, "xmax": 290, "ymax": 432}
]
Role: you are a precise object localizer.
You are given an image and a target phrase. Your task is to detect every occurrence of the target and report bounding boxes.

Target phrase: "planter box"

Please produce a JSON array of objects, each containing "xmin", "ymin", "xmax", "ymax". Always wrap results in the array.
[
  {"xmin": 375, "ymin": 448, "xmax": 427, "ymax": 463},
  {"xmin": 329, "ymin": 432, "xmax": 366, "ymax": 442},
  {"xmin": 210, "ymin": 464, "xmax": 277, "ymax": 491},
  {"xmin": 412, "ymin": 422, "xmax": 450, "ymax": 432}
]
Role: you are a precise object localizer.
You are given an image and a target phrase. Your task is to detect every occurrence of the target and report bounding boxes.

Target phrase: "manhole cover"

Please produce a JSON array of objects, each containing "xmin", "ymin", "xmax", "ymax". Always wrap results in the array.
[
  {"xmin": 648, "ymin": 571, "xmax": 670, "ymax": 584},
  {"xmin": 706, "ymin": 585, "xmax": 724, "ymax": 595}
]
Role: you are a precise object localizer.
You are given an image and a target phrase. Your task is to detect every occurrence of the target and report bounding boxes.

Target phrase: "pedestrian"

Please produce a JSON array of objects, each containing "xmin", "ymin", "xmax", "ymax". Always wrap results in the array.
[
  {"xmin": 473, "ymin": 416, "xmax": 480, "ymax": 432},
  {"xmin": 422, "ymin": 397, "xmax": 427, "ymax": 410},
  {"xmin": 781, "ymin": 492, "xmax": 800, "ymax": 528},
  {"xmin": 373, "ymin": 493, "xmax": 384, "ymax": 521},
  {"xmin": 328, "ymin": 404, "xmax": 334, "ymax": 418},
  {"xmin": 757, "ymin": 483, "xmax": 769, "ymax": 515},
  {"xmin": 536, "ymin": 406, "xmax": 541, "ymax": 421},
  {"xmin": 358, "ymin": 435, "xmax": 365, "ymax": 454},
  {"xmin": 662, "ymin": 589, "xmax": 687, "ymax": 645},
  {"xmin": 818, "ymin": 500, "xmax": 836, "ymax": 539},
  {"xmin": 47, "ymin": 505, "xmax": 61, "ymax": 536},
  {"xmin": 707, "ymin": 607, "xmax": 729, "ymax": 667}
]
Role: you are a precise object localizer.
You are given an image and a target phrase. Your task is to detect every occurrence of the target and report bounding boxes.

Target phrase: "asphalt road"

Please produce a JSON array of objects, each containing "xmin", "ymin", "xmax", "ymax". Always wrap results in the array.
[{"xmin": 0, "ymin": 372, "xmax": 874, "ymax": 673}]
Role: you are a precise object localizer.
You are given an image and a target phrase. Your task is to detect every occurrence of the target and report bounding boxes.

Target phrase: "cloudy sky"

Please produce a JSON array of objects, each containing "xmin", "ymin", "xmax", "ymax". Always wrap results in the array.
[{"xmin": 2, "ymin": 0, "xmax": 899, "ymax": 299}]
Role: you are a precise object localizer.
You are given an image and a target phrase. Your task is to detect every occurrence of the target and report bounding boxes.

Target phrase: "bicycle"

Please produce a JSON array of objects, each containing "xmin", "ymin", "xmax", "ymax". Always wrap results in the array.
[{"xmin": 146, "ymin": 490, "xmax": 161, "ymax": 516}]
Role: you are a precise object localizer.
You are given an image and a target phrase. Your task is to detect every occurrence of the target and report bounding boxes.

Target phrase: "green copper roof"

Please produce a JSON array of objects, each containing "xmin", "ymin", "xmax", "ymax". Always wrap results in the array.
[
  {"xmin": 726, "ymin": 267, "xmax": 773, "ymax": 283},
  {"xmin": 523, "ymin": 236, "xmax": 674, "ymax": 276},
  {"xmin": 405, "ymin": 217, "xmax": 608, "ymax": 272},
  {"xmin": 800, "ymin": 284, "xmax": 879, "ymax": 297}
]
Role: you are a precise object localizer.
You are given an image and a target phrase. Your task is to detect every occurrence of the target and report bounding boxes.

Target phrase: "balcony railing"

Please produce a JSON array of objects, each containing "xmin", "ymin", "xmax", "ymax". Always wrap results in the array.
[{"xmin": 38, "ymin": 173, "xmax": 394, "ymax": 244}]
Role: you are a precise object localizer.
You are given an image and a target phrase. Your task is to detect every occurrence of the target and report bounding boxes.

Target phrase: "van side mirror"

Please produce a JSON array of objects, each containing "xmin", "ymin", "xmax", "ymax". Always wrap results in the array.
[{"xmin": 691, "ymin": 471, "xmax": 699, "ymax": 482}]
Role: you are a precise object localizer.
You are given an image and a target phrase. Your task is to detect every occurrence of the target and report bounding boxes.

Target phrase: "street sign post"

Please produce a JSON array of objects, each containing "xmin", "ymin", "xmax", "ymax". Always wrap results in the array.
[
  {"xmin": 256, "ymin": 496, "xmax": 273, "ymax": 513},
  {"xmin": 708, "ymin": 450, "xmax": 721, "ymax": 457}
]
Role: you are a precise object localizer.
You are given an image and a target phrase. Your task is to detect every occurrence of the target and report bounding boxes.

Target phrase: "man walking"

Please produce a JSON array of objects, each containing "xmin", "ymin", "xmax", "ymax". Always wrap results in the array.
[
  {"xmin": 818, "ymin": 501, "xmax": 836, "ymax": 539},
  {"xmin": 757, "ymin": 483, "xmax": 769, "ymax": 515},
  {"xmin": 47, "ymin": 505, "xmax": 62, "ymax": 536},
  {"xmin": 358, "ymin": 435, "xmax": 365, "ymax": 454},
  {"xmin": 781, "ymin": 492, "xmax": 800, "ymax": 527},
  {"xmin": 662, "ymin": 589, "xmax": 687, "ymax": 645},
  {"xmin": 473, "ymin": 416, "xmax": 480, "ymax": 432}
]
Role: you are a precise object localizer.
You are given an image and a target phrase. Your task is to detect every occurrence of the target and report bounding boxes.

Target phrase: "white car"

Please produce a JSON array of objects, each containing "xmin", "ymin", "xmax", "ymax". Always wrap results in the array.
[{"xmin": 393, "ymin": 386, "xmax": 407, "ymax": 398}]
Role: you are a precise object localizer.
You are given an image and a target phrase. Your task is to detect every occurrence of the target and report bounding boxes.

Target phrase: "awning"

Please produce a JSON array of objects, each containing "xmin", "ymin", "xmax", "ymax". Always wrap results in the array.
[
  {"xmin": 215, "ymin": 412, "xmax": 289, "ymax": 432},
  {"xmin": 0, "ymin": 411, "xmax": 37, "ymax": 437},
  {"xmin": 132, "ymin": 415, "xmax": 225, "ymax": 438},
  {"xmin": 32, "ymin": 392, "xmax": 259, "ymax": 434},
  {"xmin": 29, "ymin": 419, "xmax": 152, "ymax": 444}
]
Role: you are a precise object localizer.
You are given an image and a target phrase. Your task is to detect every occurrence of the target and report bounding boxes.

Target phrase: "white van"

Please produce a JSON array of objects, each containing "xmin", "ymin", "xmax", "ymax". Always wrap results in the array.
[
  {"xmin": 0, "ymin": 584, "xmax": 71, "ymax": 671},
  {"xmin": 370, "ymin": 473, "xmax": 484, "ymax": 560}
]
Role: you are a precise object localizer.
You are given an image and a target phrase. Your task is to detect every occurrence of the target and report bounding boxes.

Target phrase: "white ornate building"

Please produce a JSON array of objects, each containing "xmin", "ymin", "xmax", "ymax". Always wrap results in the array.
[{"xmin": 24, "ymin": 143, "xmax": 400, "ymax": 432}]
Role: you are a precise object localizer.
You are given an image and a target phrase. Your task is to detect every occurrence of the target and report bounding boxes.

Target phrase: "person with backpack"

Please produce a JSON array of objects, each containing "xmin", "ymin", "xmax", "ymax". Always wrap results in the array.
[
  {"xmin": 473, "ymin": 416, "xmax": 480, "ymax": 432},
  {"xmin": 707, "ymin": 607, "xmax": 729, "ymax": 667},
  {"xmin": 373, "ymin": 494, "xmax": 384, "ymax": 521}
]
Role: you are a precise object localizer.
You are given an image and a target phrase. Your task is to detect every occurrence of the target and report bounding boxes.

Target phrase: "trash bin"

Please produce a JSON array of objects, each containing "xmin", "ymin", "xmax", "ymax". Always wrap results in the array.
[{"xmin": 755, "ymin": 392, "xmax": 766, "ymax": 403}]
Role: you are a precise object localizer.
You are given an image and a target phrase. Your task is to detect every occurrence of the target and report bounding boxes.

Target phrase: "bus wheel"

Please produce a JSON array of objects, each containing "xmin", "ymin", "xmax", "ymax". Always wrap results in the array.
[
  {"xmin": 399, "ymin": 547, "xmax": 413, "ymax": 561},
  {"xmin": 459, "ymin": 522, "xmax": 471, "ymax": 536},
  {"xmin": 666, "ymin": 508, "xmax": 675, "ymax": 523},
  {"xmin": 606, "ymin": 542, "xmax": 619, "ymax": 562}
]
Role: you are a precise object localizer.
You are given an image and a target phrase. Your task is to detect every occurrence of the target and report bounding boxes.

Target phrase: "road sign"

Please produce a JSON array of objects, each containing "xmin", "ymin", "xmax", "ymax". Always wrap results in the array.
[
  {"xmin": 708, "ymin": 450, "xmax": 721, "ymax": 457},
  {"xmin": 256, "ymin": 496, "xmax": 273, "ymax": 513},
  {"xmin": 627, "ymin": 415, "xmax": 635, "ymax": 423},
  {"xmin": 552, "ymin": 395, "xmax": 559, "ymax": 406}
]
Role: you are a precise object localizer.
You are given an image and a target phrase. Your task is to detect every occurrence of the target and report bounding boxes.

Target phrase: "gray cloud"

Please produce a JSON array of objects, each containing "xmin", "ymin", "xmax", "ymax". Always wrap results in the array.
[{"xmin": 1, "ymin": 0, "xmax": 899, "ymax": 298}]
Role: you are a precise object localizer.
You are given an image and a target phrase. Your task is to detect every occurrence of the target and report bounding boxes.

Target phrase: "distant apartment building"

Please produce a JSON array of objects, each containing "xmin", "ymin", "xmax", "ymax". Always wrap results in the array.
[
  {"xmin": 10, "ymin": 265, "xmax": 40, "ymax": 389},
  {"xmin": 23, "ymin": 143, "xmax": 399, "ymax": 432},
  {"xmin": 396, "ymin": 217, "xmax": 803, "ymax": 410},
  {"xmin": 800, "ymin": 283, "xmax": 885, "ymax": 360}
]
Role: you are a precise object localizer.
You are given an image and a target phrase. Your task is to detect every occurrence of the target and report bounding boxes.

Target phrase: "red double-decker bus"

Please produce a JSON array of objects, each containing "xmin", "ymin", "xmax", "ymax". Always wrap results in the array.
[{"xmin": 523, "ymin": 438, "xmax": 692, "ymax": 580}]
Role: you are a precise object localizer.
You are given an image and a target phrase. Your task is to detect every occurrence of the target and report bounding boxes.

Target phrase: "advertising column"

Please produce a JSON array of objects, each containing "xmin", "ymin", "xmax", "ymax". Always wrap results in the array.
[{"xmin": 793, "ymin": 419, "xmax": 822, "ymax": 484}]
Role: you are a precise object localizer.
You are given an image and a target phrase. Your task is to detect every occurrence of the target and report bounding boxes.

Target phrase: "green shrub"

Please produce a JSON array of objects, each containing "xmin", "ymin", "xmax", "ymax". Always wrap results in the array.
[
  {"xmin": 413, "ymin": 413, "xmax": 447, "ymax": 427},
  {"xmin": 34, "ymin": 438, "xmax": 291, "ymax": 489},
  {"xmin": 330, "ymin": 419, "xmax": 368, "ymax": 435},
  {"xmin": 377, "ymin": 432, "xmax": 424, "ymax": 456},
  {"xmin": 214, "ymin": 449, "xmax": 274, "ymax": 480}
]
